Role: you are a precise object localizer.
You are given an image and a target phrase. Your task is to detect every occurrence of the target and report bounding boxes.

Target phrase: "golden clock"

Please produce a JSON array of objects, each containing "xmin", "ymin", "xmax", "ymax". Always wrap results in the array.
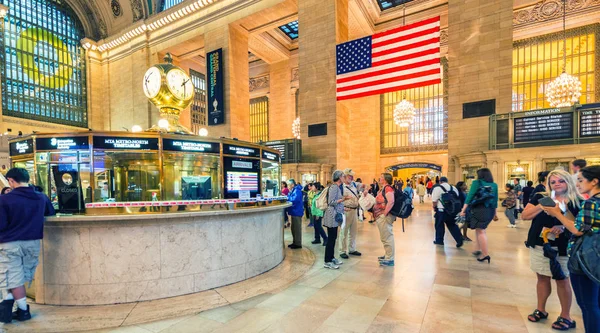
[{"xmin": 143, "ymin": 53, "xmax": 195, "ymax": 134}]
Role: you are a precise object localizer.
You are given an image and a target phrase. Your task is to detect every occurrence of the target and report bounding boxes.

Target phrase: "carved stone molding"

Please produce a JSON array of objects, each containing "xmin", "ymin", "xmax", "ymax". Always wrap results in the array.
[
  {"xmin": 513, "ymin": 0, "xmax": 600, "ymax": 27},
  {"xmin": 130, "ymin": 0, "xmax": 145, "ymax": 22},
  {"xmin": 249, "ymin": 75, "xmax": 270, "ymax": 92},
  {"xmin": 291, "ymin": 67, "xmax": 299, "ymax": 82},
  {"xmin": 440, "ymin": 28, "xmax": 448, "ymax": 46}
]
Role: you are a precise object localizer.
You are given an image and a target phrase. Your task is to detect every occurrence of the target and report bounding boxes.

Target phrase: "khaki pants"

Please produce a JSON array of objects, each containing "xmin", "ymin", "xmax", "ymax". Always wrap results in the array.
[
  {"xmin": 376, "ymin": 214, "xmax": 395, "ymax": 261},
  {"xmin": 291, "ymin": 216, "xmax": 302, "ymax": 246},
  {"xmin": 339, "ymin": 209, "xmax": 358, "ymax": 254}
]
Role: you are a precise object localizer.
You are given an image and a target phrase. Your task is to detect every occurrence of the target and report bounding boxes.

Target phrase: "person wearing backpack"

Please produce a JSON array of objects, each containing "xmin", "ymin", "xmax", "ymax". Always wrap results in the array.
[
  {"xmin": 503, "ymin": 184, "xmax": 518, "ymax": 228},
  {"xmin": 431, "ymin": 177, "xmax": 464, "ymax": 248},
  {"xmin": 544, "ymin": 166, "xmax": 600, "ymax": 332},
  {"xmin": 459, "ymin": 168, "xmax": 499, "ymax": 263},
  {"xmin": 367, "ymin": 173, "xmax": 396, "ymax": 267},
  {"xmin": 310, "ymin": 183, "xmax": 327, "ymax": 246}
]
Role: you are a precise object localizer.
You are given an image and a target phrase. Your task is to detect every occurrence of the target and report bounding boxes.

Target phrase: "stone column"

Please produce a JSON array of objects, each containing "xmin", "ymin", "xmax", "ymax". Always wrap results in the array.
[
  {"xmin": 204, "ymin": 24, "xmax": 250, "ymax": 140},
  {"xmin": 268, "ymin": 60, "xmax": 294, "ymax": 141},
  {"xmin": 447, "ymin": 0, "xmax": 513, "ymax": 181},
  {"xmin": 298, "ymin": 0, "xmax": 348, "ymax": 166}
]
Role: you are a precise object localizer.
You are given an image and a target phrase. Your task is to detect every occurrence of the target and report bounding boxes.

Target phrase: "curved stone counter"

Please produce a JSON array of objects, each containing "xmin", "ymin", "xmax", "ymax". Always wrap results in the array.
[{"xmin": 35, "ymin": 204, "xmax": 289, "ymax": 306}]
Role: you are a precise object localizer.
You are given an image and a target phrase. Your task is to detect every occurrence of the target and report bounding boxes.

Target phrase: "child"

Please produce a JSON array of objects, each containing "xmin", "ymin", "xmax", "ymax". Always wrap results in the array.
[{"xmin": 502, "ymin": 183, "xmax": 517, "ymax": 228}]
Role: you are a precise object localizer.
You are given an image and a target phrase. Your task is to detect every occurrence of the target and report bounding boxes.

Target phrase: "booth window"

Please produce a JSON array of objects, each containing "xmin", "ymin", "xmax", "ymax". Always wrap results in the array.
[
  {"xmin": 162, "ymin": 152, "xmax": 221, "ymax": 200},
  {"xmin": 250, "ymin": 96, "xmax": 269, "ymax": 143},
  {"xmin": 190, "ymin": 69, "xmax": 207, "ymax": 133},
  {"xmin": 93, "ymin": 152, "xmax": 160, "ymax": 202},
  {"xmin": 0, "ymin": 0, "xmax": 87, "ymax": 127},
  {"xmin": 513, "ymin": 25, "xmax": 597, "ymax": 112},
  {"xmin": 380, "ymin": 60, "xmax": 448, "ymax": 154}
]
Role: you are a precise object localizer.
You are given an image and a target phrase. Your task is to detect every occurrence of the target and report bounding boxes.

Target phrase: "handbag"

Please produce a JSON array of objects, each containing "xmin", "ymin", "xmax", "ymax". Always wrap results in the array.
[
  {"xmin": 568, "ymin": 195, "xmax": 600, "ymax": 282},
  {"xmin": 335, "ymin": 212, "xmax": 344, "ymax": 223}
]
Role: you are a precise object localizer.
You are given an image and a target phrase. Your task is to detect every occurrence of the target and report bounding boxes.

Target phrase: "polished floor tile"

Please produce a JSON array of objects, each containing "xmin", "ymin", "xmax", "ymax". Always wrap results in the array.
[{"xmin": 9, "ymin": 200, "xmax": 589, "ymax": 332}]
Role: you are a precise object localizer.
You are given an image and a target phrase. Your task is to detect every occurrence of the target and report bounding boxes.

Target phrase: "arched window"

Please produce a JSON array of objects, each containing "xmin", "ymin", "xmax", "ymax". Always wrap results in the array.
[
  {"xmin": 0, "ymin": 0, "xmax": 87, "ymax": 127},
  {"xmin": 161, "ymin": 0, "xmax": 184, "ymax": 11}
]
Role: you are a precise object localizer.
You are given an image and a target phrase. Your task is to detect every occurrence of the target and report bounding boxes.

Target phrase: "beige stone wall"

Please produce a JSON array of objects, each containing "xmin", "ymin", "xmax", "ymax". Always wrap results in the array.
[{"xmin": 447, "ymin": 0, "xmax": 513, "ymax": 183}]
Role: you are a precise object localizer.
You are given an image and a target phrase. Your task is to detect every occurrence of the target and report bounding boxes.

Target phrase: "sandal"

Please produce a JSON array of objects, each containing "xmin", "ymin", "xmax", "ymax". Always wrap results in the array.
[
  {"xmin": 551, "ymin": 317, "xmax": 576, "ymax": 330},
  {"xmin": 527, "ymin": 309, "xmax": 548, "ymax": 322}
]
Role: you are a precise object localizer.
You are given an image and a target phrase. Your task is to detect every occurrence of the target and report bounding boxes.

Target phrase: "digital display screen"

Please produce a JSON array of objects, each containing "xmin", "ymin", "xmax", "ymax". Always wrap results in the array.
[
  {"xmin": 226, "ymin": 172, "xmax": 258, "ymax": 192},
  {"xmin": 36, "ymin": 137, "xmax": 89, "ymax": 151},
  {"xmin": 514, "ymin": 112, "xmax": 573, "ymax": 143},
  {"xmin": 262, "ymin": 150, "xmax": 279, "ymax": 162},
  {"xmin": 580, "ymin": 109, "xmax": 600, "ymax": 138},
  {"xmin": 162, "ymin": 139, "xmax": 220, "ymax": 153},
  {"xmin": 223, "ymin": 144, "xmax": 260, "ymax": 158},
  {"xmin": 9, "ymin": 139, "xmax": 34, "ymax": 156},
  {"xmin": 264, "ymin": 141, "xmax": 286, "ymax": 161},
  {"xmin": 223, "ymin": 156, "xmax": 261, "ymax": 198}
]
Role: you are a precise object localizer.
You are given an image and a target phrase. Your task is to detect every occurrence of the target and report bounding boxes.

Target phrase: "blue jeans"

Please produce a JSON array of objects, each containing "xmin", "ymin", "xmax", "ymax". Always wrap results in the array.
[
  {"xmin": 571, "ymin": 272, "xmax": 600, "ymax": 332},
  {"xmin": 434, "ymin": 210, "xmax": 463, "ymax": 244},
  {"xmin": 313, "ymin": 216, "xmax": 327, "ymax": 243}
]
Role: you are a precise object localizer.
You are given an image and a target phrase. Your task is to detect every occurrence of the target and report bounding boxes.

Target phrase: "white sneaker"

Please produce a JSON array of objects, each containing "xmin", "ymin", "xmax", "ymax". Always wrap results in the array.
[
  {"xmin": 332, "ymin": 258, "xmax": 343, "ymax": 265},
  {"xmin": 324, "ymin": 262, "xmax": 339, "ymax": 269},
  {"xmin": 507, "ymin": 224, "xmax": 514, "ymax": 228}
]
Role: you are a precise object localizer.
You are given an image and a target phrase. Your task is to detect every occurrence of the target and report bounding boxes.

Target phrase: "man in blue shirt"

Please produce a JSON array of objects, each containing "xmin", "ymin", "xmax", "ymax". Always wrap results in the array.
[{"xmin": 0, "ymin": 168, "xmax": 55, "ymax": 323}]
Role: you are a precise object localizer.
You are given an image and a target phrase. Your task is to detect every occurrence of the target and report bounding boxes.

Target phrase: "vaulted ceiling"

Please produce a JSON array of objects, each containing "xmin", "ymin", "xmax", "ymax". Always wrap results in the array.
[{"xmin": 64, "ymin": 0, "xmax": 155, "ymax": 39}]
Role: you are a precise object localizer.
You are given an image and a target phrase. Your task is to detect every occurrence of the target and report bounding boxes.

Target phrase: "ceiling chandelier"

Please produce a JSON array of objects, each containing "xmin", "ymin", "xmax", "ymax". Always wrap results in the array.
[
  {"xmin": 393, "ymin": 98, "xmax": 416, "ymax": 127},
  {"xmin": 546, "ymin": 0, "xmax": 581, "ymax": 108},
  {"xmin": 292, "ymin": 117, "xmax": 301, "ymax": 139}
]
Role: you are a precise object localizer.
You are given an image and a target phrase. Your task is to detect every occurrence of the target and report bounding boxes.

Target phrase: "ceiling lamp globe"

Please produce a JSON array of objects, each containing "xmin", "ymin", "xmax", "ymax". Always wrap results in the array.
[
  {"xmin": 546, "ymin": 71, "xmax": 582, "ymax": 108},
  {"xmin": 393, "ymin": 99, "xmax": 416, "ymax": 127}
]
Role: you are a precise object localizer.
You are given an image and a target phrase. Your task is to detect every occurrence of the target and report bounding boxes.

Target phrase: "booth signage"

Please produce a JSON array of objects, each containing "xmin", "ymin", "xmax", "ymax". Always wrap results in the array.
[
  {"xmin": 36, "ymin": 137, "xmax": 89, "ymax": 151},
  {"xmin": 387, "ymin": 163, "xmax": 442, "ymax": 171},
  {"xmin": 262, "ymin": 151, "xmax": 279, "ymax": 161},
  {"xmin": 580, "ymin": 109, "xmax": 600, "ymax": 138},
  {"xmin": 223, "ymin": 144, "xmax": 260, "ymax": 158},
  {"xmin": 93, "ymin": 136, "xmax": 159, "ymax": 150},
  {"xmin": 9, "ymin": 139, "xmax": 34, "ymax": 156},
  {"xmin": 207, "ymin": 48, "xmax": 224, "ymax": 126},
  {"xmin": 232, "ymin": 160, "xmax": 253, "ymax": 169},
  {"xmin": 163, "ymin": 139, "xmax": 220, "ymax": 153},
  {"xmin": 514, "ymin": 112, "xmax": 573, "ymax": 143}
]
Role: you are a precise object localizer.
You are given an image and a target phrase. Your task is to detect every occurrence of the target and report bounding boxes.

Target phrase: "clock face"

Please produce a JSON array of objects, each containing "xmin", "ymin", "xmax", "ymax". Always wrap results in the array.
[
  {"xmin": 143, "ymin": 67, "xmax": 161, "ymax": 98},
  {"xmin": 166, "ymin": 69, "xmax": 194, "ymax": 101}
]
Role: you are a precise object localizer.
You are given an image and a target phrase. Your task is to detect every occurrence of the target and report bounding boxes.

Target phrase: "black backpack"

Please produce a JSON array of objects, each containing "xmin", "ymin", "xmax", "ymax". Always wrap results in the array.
[
  {"xmin": 383, "ymin": 185, "xmax": 414, "ymax": 218},
  {"xmin": 470, "ymin": 184, "xmax": 496, "ymax": 207},
  {"xmin": 437, "ymin": 185, "xmax": 462, "ymax": 217}
]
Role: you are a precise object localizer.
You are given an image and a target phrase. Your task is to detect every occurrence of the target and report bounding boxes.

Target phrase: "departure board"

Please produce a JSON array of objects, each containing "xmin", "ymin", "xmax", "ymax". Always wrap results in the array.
[
  {"xmin": 513, "ymin": 113, "xmax": 573, "ymax": 143},
  {"xmin": 580, "ymin": 109, "xmax": 600, "ymax": 138}
]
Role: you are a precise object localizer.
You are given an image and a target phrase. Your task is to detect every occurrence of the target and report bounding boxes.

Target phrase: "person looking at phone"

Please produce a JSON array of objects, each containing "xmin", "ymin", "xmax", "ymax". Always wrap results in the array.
[
  {"xmin": 522, "ymin": 169, "xmax": 581, "ymax": 330},
  {"xmin": 543, "ymin": 166, "xmax": 600, "ymax": 332}
]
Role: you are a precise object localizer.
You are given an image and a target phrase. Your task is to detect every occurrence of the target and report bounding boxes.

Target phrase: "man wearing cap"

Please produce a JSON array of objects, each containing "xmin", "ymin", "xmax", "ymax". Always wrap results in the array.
[
  {"xmin": 431, "ymin": 176, "xmax": 463, "ymax": 248},
  {"xmin": 339, "ymin": 168, "xmax": 362, "ymax": 259}
]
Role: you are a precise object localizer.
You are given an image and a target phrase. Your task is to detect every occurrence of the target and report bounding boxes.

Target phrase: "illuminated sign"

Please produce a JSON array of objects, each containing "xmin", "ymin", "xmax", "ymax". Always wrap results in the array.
[
  {"xmin": 232, "ymin": 160, "xmax": 253, "ymax": 169},
  {"xmin": 36, "ymin": 137, "xmax": 89, "ymax": 150},
  {"xmin": 162, "ymin": 139, "xmax": 220, "ymax": 153},
  {"xmin": 207, "ymin": 49, "xmax": 224, "ymax": 125},
  {"xmin": 514, "ymin": 113, "xmax": 573, "ymax": 143},
  {"xmin": 580, "ymin": 109, "xmax": 600, "ymax": 138},
  {"xmin": 9, "ymin": 139, "xmax": 34, "ymax": 156},
  {"xmin": 262, "ymin": 151, "xmax": 279, "ymax": 161},
  {"xmin": 223, "ymin": 144, "xmax": 260, "ymax": 158},
  {"xmin": 93, "ymin": 136, "xmax": 159, "ymax": 150}
]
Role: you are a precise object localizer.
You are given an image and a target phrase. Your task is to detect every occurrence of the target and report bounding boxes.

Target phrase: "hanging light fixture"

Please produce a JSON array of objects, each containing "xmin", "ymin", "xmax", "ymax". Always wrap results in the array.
[
  {"xmin": 393, "ymin": 96, "xmax": 416, "ymax": 127},
  {"xmin": 546, "ymin": 0, "xmax": 582, "ymax": 107},
  {"xmin": 292, "ymin": 117, "xmax": 301, "ymax": 139},
  {"xmin": 392, "ymin": 6, "xmax": 416, "ymax": 128}
]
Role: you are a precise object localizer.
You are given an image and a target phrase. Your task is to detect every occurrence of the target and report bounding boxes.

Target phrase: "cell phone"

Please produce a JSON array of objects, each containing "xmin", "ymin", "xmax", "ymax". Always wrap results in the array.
[{"xmin": 539, "ymin": 196, "xmax": 557, "ymax": 207}]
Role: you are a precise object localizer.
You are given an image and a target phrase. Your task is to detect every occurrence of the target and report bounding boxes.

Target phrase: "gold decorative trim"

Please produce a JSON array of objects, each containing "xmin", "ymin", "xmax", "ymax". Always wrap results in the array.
[{"xmin": 513, "ymin": 0, "xmax": 600, "ymax": 27}]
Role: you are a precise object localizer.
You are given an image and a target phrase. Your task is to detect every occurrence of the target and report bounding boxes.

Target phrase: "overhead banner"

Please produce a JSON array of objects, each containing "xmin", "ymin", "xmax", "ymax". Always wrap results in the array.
[
  {"xmin": 387, "ymin": 163, "xmax": 442, "ymax": 172},
  {"xmin": 207, "ymin": 48, "xmax": 224, "ymax": 126}
]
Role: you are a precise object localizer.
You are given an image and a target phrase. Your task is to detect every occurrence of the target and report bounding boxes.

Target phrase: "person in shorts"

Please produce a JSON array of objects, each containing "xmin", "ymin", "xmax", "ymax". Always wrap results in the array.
[{"xmin": 0, "ymin": 168, "xmax": 55, "ymax": 323}]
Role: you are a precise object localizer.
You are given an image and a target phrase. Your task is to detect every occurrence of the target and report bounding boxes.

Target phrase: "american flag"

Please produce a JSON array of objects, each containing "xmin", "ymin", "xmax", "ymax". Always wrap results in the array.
[{"xmin": 336, "ymin": 16, "xmax": 441, "ymax": 101}]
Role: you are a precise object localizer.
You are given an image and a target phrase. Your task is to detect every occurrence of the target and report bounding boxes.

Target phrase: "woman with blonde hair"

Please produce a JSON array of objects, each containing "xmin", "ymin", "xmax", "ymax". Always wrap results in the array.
[{"xmin": 523, "ymin": 169, "xmax": 581, "ymax": 330}]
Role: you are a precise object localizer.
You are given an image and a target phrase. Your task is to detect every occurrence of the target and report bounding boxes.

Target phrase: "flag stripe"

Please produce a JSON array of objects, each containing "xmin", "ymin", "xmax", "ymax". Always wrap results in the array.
[
  {"xmin": 373, "ymin": 41, "xmax": 439, "ymax": 62},
  {"xmin": 337, "ymin": 73, "xmax": 440, "ymax": 97},
  {"xmin": 373, "ymin": 21, "xmax": 440, "ymax": 45},
  {"xmin": 337, "ymin": 55, "xmax": 440, "ymax": 82},
  {"xmin": 337, "ymin": 78, "xmax": 442, "ymax": 101},
  {"xmin": 372, "ymin": 49, "xmax": 439, "ymax": 67},
  {"xmin": 372, "ymin": 35, "xmax": 439, "ymax": 57},
  {"xmin": 372, "ymin": 26, "xmax": 440, "ymax": 49},
  {"xmin": 373, "ymin": 16, "xmax": 440, "ymax": 39},
  {"xmin": 337, "ymin": 62, "xmax": 440, "ymax": 88},
  {"xmin": 337, "ymin": 68, "xmax": 440, "ymax": 92}
]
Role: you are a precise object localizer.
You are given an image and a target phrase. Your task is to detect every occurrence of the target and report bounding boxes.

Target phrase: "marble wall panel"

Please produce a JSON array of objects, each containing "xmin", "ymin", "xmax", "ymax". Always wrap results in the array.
[
  {"xmin": 221, "ymin": 215, "xmax": 253, "ymax": 268},
  {"xmin": 89, "ymin": 225, "xmax": 161, "ymax": 283},
  {"xmin": 135, "ymin": 275, "xmax": 195, "ymax": 302},
  {"xmin": 43, "ymin": 227, "xmax": 91, "ymax": 285},
  {"xmin": 194, "ymin": 264, "xmax": 246, "ymax": 292},
  {"xmin": 58, "ymin": 283, "xmax": 129, "ymax": 306}
]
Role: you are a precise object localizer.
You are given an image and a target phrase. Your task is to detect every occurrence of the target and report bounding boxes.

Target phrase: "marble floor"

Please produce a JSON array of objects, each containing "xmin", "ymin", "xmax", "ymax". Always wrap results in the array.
[{"xmin": 5, "ymin": 200, "xmax": 587, "ymax": 333}]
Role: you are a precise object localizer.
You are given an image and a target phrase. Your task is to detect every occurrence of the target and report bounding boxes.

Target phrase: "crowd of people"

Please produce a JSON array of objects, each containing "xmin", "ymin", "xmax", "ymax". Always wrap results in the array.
[{"xmin": 284, "ymin": 159, "xmax": 600, "ymax": 331}]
